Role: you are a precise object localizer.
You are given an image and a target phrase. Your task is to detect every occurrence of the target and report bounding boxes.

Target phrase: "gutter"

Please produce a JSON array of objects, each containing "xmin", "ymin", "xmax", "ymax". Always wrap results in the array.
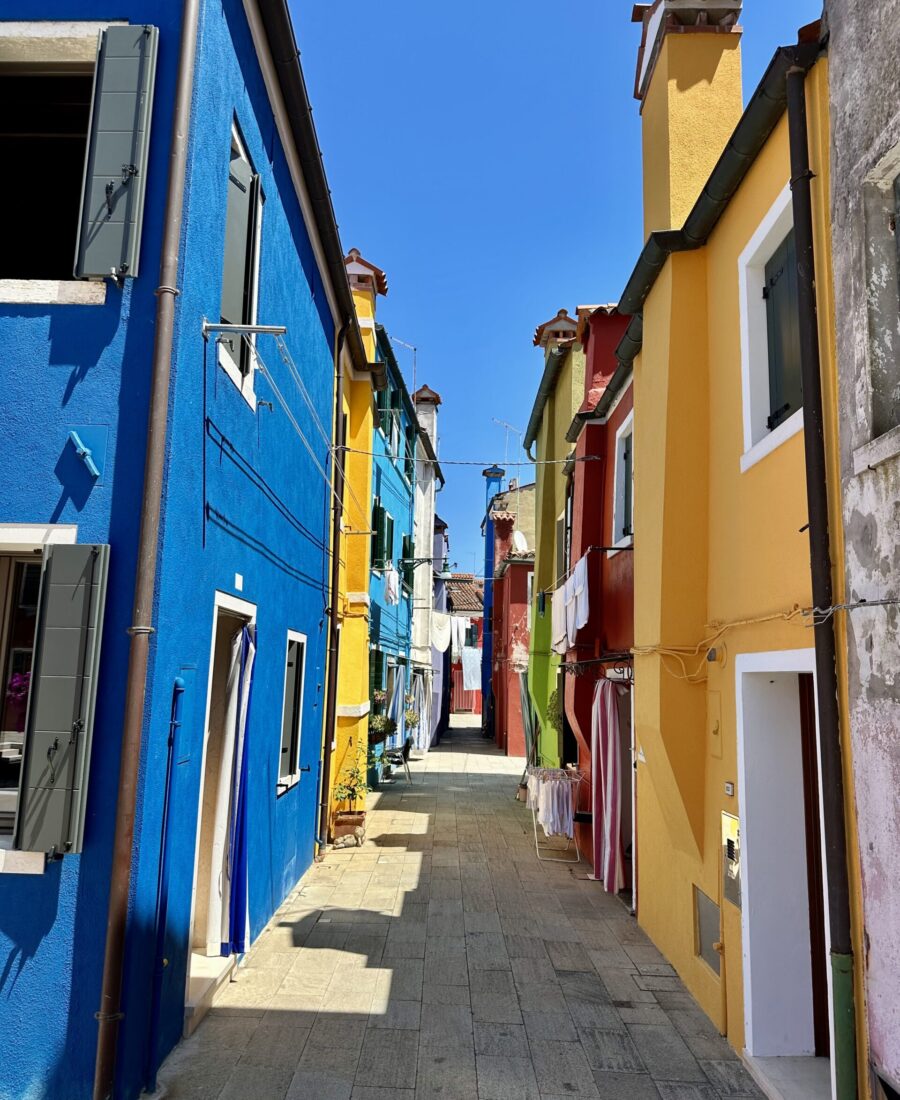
[
  {"xmin": 785, "ymin": 61, "xmax": 857, "ymax": 1100},
  {"xmin": 256, "ymin": 0, "xmax": 367, "ymax": 374},
  {"xmin": 93, "ymin": 2, "xmax": 202, "ymax": 1096},
  {"xmin": 523, "ymin": 342, "xmax": 572, "ymax": 459},
  {"xmin": 614, "ymin": 38, "xmax": 819, "ymax": 369},
  {"xmin": 565, "ymin": 365, "xmax": 634, "ymax": 444},
  {"xmin": 417, "ymin": 427, "xmax": 444, "ymax": 487}
]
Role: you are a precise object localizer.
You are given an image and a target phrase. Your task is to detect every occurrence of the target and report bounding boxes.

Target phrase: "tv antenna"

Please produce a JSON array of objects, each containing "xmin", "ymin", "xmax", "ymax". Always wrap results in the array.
[{"xmin": 492, "ymin": 417, "xmax": 523, "ymax": 467}]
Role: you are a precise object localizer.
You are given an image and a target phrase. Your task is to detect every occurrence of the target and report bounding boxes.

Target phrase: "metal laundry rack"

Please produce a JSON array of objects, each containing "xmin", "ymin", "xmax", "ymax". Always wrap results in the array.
[{"xmin": 527, "ymin": 766, "xmax": 585, "ymax": 864}]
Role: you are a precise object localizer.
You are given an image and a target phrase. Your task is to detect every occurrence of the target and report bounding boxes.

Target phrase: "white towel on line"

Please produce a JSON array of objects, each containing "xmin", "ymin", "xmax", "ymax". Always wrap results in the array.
[{"xmin": 573, "ymin": 554, "xmax": 589, "ymax": 631}]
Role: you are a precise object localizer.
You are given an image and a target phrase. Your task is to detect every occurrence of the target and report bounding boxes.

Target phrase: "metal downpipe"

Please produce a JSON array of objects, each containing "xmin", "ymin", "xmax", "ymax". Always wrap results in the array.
[
  {"xmin": 318, "ymin": 325, "xmax": 348, "ymax": 848},
  {"xmin": 786, "ymin": 65, "xmax": 857, "ymax": 1100},
  {"xmin": 92, "ymin": 2, "xmax": 201, "ymax": 1096}
]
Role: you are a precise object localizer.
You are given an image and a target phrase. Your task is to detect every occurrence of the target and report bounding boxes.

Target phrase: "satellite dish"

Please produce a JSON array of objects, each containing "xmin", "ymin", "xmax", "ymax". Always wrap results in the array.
[{"xmin": 512, "ymin": 530, "xmax": 528, "ymax": 554}]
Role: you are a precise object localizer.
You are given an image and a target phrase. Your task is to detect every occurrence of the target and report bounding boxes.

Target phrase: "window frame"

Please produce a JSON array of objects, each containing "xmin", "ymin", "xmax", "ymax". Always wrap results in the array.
[
  {"xmin": 218, "ymin": 122, "xmax": 263, "ymax": 410},
  {"xmin": 609, "ymin": 410, "xmax": 635, "ymax": 556},
  {"xmin": 738, "ymin": 184, "xmax": 805, "ymax": 472},
  {"xmin": 276, "ymin": 629, "xmax": 307, "ymax": 793}
]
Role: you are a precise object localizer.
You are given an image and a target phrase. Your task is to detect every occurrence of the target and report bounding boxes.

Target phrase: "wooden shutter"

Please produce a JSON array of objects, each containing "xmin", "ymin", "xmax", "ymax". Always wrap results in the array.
[
  {"xmin": 16, "ymin": 544, "xmax": 110, "ymax": 855},
  {"xmin": 221, "ymin": 145, "xmax": 254, "ymax": 327},
  {"xmin": 404, "ymin": 425, "xmax": 415, "ymax": 482},
  {"xmin": 75, "ymin": 25, "xmax": 159, "ymax": 279},
  {"xmin": 384, "ymin": 514, "xmax": 395, "ymax": 568},
  {"xmin": 371, "ymin": 498, "xmax": 383, "ymax": 569},
  {"xmin": 764, "ymin": 228, "xmax": 803, "ymax": 430},
  {"xmin": 401, "ymin": 534, "xmax": 414, "ymax": 591}
]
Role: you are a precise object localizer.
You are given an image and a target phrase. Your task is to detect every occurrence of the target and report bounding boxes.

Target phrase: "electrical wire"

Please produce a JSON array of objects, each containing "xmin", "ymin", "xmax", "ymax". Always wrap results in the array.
[{"xmin": 342, "ymin": 446, "xmax": 601, "ymax": 467}]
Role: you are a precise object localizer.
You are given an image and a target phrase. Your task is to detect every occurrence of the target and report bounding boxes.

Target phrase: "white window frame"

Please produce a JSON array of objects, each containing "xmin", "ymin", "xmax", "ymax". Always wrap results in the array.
[
  {"xmin": 0, "ymin": 21, "xmax": 123, "ymax": 305},
  {"xmin": 217, "ymin": 123, "xmax": 262, "ymax": 410},
  {"xmin": 738, "ymin": 184, "xmax": 804, "ymax": 473},
  {"xmin": 526, "ymin": 570, "xmax": 533, "ymax": 631},
  {"xmin": 609, "ymin": 410, "xmax": 635, "ymax": 556},
  {"xmin": 277, "ymin": 629, "xmax": 307, "ymax": 792}
]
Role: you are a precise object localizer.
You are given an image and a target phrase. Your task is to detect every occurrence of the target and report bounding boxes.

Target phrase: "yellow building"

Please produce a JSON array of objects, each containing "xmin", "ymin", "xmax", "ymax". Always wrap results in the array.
[
  {"xmin": 620, "ymin": 6, "xmax": 864, "ymax": 1097},
  {"xmin": 523, "ymin": 309, "xmax": 584, "ymax": 766},
  {"xmin": 324, "ymin": 249, "xmax": 388, "ymax": 830}
]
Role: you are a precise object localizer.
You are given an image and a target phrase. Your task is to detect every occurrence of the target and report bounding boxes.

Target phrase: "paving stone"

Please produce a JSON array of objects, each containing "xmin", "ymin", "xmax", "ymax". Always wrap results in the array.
[
  {"xmin": 511, "ymin": 955, "xmax": 557, "ymax": 984},
  {"xmin": 307, "ymin": 1015, "xmax": 367, "ymax": 1051},
  {"xmin": 515, "ymin": 979, "xmax": 570, "ymax": 1014},
  {"xmin": 287, "ymin": 1067, "xmax": 354, "ymax": 1100},
  {"xmin": 627, "ymin": 1025, "xmax": 707, "ymax": 1083},
  {"xmin": 475, "ymin": 1054, "xmax": 540, "ymax": 1100},
  {"xmin": 422, "ymin": 982, "xmax": 470, "ymax": 1006},
  {"xmin": 470, "ymin": 991, "xmax": 523, "ymax": 1025},
  {"xmin": 588, "ymin": 944, "xmax": 636, "ymax": 971},
  {"xmin": 473, "ymin": 1021, "xmax": 530, "ymax": 1058},
  {"xmin": 699, "ymin": 1059, "xmax": 764, "ymax": 1096},
  {"xmin": 423, "ymin": 955, "xmax": 470, "ymax": 987},
  {"xmin": 352, "ymin": 1088, "xmax": 416, "ymax": 1100},
  {"xmin": 592, "ymin": 1071, "xmax": 661, "ymax": 1098},
  {"xmin": 419, "ymin": 1002, "xmax": 474, "ymax": 1048},
  {"xmin": 504, "ymin": 934, "xmax": 549, "ymax": 959},
  {"xmin": 654, "ymin": 1084, "xmax": 719, "ymax": 1100},
  {"xmin": 357, "ymin": 1029, "xmax": 419, "ymax": 1089},
  {"xmin": 522, "ymin": 1010, "xmax": 578, "ymax": 1043},
  {"xmin": 220, "ymin": 1063, "xmax": 294, "ymax": 1100},
  {"xmin": 369, "ymin": 999, "xmax": 422, "ymax": 1030},
  {"xmin": 529, "ymin": 1039, "xmax": 600, "ymax": 1097},
  {"xmin": 416, "ymin": 1045, "xmax": 477, "ymax": 1099},
  {"xmin": 466, "ymin": 932, "xmax": 511, "ymax": 971},
  {"xmin": 545, "ymin": 940, "xmax": 596, "ymax": 972},
  {"xmin": 578, "ymin": 1028, "xmax": 645, "ymax": 1072},
  {"xmin": 600, "ymin": 970, "xmax": 658, "ymax": 1006}
]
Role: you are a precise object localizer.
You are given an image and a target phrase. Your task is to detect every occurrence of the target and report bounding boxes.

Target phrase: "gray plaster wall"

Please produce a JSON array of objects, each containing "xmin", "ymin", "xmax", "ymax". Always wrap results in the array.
[{"xmin": 827, "ymin": 0, "xmax": 900, "ymax": 1087}]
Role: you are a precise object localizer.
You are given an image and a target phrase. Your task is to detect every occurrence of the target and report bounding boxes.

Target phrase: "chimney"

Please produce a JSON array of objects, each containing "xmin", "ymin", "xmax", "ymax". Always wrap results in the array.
[
  {"xmin": 413, "ymin": 384, "xmax": 441, "ymax": 450},
  {"xmin": 533, "ymin": 308, "xmax": 578, "ymax": 352},
  {"xmin": 344, "ymin": 248, "xmax": 387, "ymax": 361},
  {"xmin": 632, "ymin": 1, "xmax": 743, "ymax": 235},
  {"xmin": 483, "ymin": 465, "xmax": 505, "ymax": 511}
]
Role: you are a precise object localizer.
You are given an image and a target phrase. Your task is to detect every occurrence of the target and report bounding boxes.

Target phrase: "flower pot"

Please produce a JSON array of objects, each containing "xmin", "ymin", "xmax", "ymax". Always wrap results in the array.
[{"xmin": 333, "ymin": 810, "xmax": 366, "ymax": 848}]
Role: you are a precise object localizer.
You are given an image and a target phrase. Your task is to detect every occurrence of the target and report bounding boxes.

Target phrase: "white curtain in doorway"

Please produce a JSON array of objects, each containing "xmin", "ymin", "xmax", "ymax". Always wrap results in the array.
[
  {"xmin": 205, "ymin": 623, "xmax": 256, "ymax": 955},
  {"xmin": 591, "ymin": 678, "xmax": 625, "ymax": 894}
]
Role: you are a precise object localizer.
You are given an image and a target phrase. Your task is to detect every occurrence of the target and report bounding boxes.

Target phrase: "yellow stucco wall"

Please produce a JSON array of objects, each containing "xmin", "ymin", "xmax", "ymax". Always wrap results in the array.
[
  {"xmin": 633, "ymin": 53, "xmax": 865, "ymax": 1079},
  {"xmin": 528, "ymin": 344, "xmax": 584, "ymax": 766},
  {"xmin": 326, "ymin": 285, "xmax": 376, "ymax": 825}
]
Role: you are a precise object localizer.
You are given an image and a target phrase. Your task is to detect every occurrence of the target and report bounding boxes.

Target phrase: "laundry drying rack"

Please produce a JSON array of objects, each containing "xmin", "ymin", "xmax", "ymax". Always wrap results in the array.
[{"xmin": 525, "ymin": 765, "xmax": 586, "ymax": 864}]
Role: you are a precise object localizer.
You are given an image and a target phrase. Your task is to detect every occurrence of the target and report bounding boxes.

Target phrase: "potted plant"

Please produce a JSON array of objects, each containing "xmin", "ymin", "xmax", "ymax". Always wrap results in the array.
[
  {"xmin": 368, "ymin": 713, "xmax": 396, "ymax": 747},
  {"xmin": 404, "ymin": 707, "xmax": 420, "ymax": 730},
  {"xmin": 332, "ymin": 764, "xmax": 367, "ymax": 847}
]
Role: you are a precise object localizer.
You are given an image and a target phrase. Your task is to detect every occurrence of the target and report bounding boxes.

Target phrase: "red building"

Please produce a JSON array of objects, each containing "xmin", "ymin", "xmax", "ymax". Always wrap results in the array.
[
  {"xmin": 488, "ymin": 484, "xmax": 535, "ymax": 757},
  {"xmin": 446, "ymin": 573, "xmax": 483, "ymax": 715},
  {"xmin": 563, "ymin": 305, "xmax": 634, "ymax": 890}
]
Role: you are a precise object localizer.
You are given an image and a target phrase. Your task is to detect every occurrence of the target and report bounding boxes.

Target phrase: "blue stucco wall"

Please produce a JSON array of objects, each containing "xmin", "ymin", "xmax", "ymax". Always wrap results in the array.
[
  {"xmin": 369, "ymin": 356, "xmax": 414, "ymax": 684},
  {"xmin": 0, "ymin": 1, "xmax": 339, "ymax": 1097}
]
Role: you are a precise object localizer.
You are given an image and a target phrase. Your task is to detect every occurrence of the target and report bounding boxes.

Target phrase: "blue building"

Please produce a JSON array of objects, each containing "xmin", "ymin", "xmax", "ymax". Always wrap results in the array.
[
  {"xmin": 0, "ymin": 3, "xmax": 369, "ymax": 1097},
  {"xmin": 368, "ymin": 327, "xmax": 417, "ymax": 752},
  {"xmin": 480, "ymin": 465, "xmax": 506, "ymax": 735}
]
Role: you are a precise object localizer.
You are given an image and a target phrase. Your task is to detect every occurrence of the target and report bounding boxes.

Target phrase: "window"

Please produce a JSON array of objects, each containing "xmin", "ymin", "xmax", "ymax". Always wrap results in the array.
[
  {"xmin": 384, "ymin": 512, "xmax": 395, "ymax": 568},
  {"xmin": 0, "ymin": 24, "xmax": 157, "ymax": 290},
  {"xmin": 389, "ymin": 391, "xmax": 402, "ymax": 459},
  {"xmin": 278, "ymin": 632, "xmax": 306, "ymax": 788},
  {"xmin": 218, "ymin": 124, "xmax": 263, "ymax": 401},
  {"xmin": 555, "ymin": 513, "xmax": 567, "ymax": 587},
  {"xmin": 0, "ymin": 544, "xmax": 109, "ymax": 858},
  {"xmin": 401, "ymin": 534, "xmax": 414, "ymax": 592},
  {"xmin": 863, "ymin": 142, "xmax": 900, "ymax": 439},
  {"xmin": 371, "ymin": 500, "xmax": 393, "ymax": 571},
  {"xmin": 611, "ymin": 412, "xmax": 634, "ymax": 550},
  {"xmin": 404, "ymin": 424, "xmax": 416, "ymax": 483},
  {"xmin": 369, "ymin": 647, "xmax": 385, "ymax": 704},
  {"xmin": 738, "ymin": 185, "xmax": 804, "ymax": 470}
]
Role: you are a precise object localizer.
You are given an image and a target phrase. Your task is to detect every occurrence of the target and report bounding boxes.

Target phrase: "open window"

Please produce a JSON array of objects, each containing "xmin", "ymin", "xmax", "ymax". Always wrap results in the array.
[
  {"xmin": 1, "ymin": 544, "xmax": 109, "ymax": 859},
  {"xmin": 277, "ymin": 632, "xmax": 306, "ymax": 791},
  {"xmin": 218, "ymin": 124, "xmax": 263, "ymax": 404},
  {"xmin": 738, "ymin": 185, "xmax": 805, "ymax": 470},
  {"xmin": 0, "ymin": 23, "xmax": 158, "ymax": 289},
  {"xmin": 611, "ymin": 411, "xmax": 634, "ymax": 551}
]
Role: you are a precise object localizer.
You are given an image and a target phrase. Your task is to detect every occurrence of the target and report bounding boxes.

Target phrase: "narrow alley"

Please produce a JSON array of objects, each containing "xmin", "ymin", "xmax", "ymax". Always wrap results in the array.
[{"xmin": 157, "ymin": 716, "xmax": 761, "ymax": 1100}]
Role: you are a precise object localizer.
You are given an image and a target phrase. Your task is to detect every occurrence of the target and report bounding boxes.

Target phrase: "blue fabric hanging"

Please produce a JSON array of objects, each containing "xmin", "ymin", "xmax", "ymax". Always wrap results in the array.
[{"xmin": 224, "ymin": 625, "xmax": 255, "ymax": 956}]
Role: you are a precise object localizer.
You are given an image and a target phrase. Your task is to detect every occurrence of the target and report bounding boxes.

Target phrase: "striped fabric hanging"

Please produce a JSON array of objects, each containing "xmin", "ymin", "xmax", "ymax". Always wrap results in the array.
[{"xmin": 591, "ymin": 678, "xmax": 624, "ymax": 894}]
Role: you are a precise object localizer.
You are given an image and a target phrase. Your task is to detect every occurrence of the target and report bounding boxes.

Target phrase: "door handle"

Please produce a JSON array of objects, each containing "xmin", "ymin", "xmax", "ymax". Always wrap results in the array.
[{"xmin": 300, "ymin": 765, "xmax": 311, "ymax": 773}]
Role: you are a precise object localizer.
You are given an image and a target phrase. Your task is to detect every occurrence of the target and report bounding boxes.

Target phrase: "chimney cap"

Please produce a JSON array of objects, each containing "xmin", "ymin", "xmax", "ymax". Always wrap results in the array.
[
  {"xmin": 533, "ymin": 307, "xmax": 578, "ymax": 348},
  {"xmin": 413, "ymin": 383, "xmax": 442, "ymax": 406},
  {"xmin": 634, "ymin": 0, "xmax": 742, "ymax": 102},
  {"xmin": 483, "ymin": 465, "xmax": 506, "ymax": 479},
  {"xmin": 344, "ymin": 247, "xmax": 388, "ymax": 296}
]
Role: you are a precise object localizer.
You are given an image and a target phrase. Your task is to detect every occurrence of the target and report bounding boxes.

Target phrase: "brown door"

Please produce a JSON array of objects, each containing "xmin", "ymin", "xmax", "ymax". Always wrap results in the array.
[{"xmin": 798, "ymin": 673, "xmax": 829, "ymax": 1056}]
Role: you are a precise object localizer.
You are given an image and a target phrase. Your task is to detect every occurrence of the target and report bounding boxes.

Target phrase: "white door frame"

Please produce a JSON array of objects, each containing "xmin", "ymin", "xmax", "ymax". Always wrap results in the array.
[
  {"xmin": 184, "ymin": 591, "xmax": 257, "ymax": 997},
  {"xmin": 735, "ymin": 648, "xmax": 835, "ymax": 1095}
]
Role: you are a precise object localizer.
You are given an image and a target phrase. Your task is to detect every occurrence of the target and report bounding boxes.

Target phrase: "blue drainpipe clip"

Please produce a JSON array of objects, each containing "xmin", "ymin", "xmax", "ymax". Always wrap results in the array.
[{"xmin": 68, "ymin": 430, "xmax": 101, "ymax": 479}]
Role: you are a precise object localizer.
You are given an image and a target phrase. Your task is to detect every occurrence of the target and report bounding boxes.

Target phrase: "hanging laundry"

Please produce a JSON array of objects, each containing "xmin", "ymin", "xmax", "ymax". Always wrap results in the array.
[
  {"xmin": 451, "ymin": 615, "xmax": 469, "ymax": 660},
  {"xmin": 564, "ymin": 572, "xmax": 578, "ymax": 645},
  {"xmin": 385, "ymin": 561, "xmax": 400, "ymax": 605},
  {"xmin": 526, "ymin": 766, "xmax": 577, "ymax": 840},
  {"xmin": 591, "ymin": 678, "xmax": 625, "ymax": 894},
  {"xmin": 573, "ymin": 554, "xmax": 590, "ymax": 631},
  {"xmin": 431, "ymin": 611, "xmax": 451, "ymax": 653},
  {"xmin": 387, "ymin": 663, "xmax": 406, "ymax": 750},
  {"xmin": 461, "ymin": 645, "xmax": 481, "ymax": 691},
  {"xmin": 551, "ymin": 587, "xmax": 568, "ymax": 654}
]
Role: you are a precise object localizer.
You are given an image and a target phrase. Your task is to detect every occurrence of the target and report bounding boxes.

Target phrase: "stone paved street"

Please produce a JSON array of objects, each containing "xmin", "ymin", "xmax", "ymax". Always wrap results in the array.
[{"xmin": 158, "ymin": 717, "xmax": 762, "ymax": 1099}]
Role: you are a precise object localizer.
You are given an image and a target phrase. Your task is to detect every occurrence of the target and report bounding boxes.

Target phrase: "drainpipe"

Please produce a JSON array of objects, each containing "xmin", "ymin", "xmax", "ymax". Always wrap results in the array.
[
  {"xmin": 318, "ymin": 324, "xmax": 348, "ymax": 847},
  {"xmin": 786, "ymin": 65, "xmax": 857, "ymax": 1100},
  {"xmin": 92, "ymin": 3, "xmax": 200, "ymax": 1097}
]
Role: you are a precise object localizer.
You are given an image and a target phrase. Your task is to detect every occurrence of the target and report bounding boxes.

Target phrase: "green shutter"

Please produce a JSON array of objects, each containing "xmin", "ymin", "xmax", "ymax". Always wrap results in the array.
[
  {"xmin": 75, "ymin": 25, "xmax": 159, "ymax": 279},
  {"xmin": 764, "ymin": 228, "xmax": 803, "ymax": 430},
  {"xmin": 384, "ymin": 514, "xmax": 395, "ymax": 568},
  {"xmin": 404, "ymin": 425, "xmax": 415, "ymax": 482},
  {"xmin": 16, "ymin": 544, "xmax": 110, "ymax": 855},
  {"xmin": 371, "ymin": 498, "xmax": 383, "ymax": 569},
  {"xmin": 401, "ymin": 534, "xmax": 414, "ymax": 591},
  {"xmin": 221, "ymin": 148, "xmax": 254, "ymax": 326},
  {"xmin": 623, "ymin": 434, "xmax": 633, "ymax": 538}
]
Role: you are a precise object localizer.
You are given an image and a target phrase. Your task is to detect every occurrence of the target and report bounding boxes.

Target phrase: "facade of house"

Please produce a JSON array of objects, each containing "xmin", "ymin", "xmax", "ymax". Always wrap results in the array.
[
  {"xmin": 367, "ymin": 327, "xmax": 416, "ymax": 754},
  {"xmin": 410, "ymin": 385, "xmax": 445, "ymax": 749},
  {"xmin": 488, "ymin": 483, "xmax": 535, "ymax": 758},
  {"xmin": 0, "ymin": 2, "xmax": 367, "ymax": 1098},
  {"xmin": 524, "ymin": 309, "xmax": 585, "ymax": 767},
  {"xmin": 430, "ymin": 516, "xmax": 452, "ymax": 744},
  {"xmin": 621, "ymin": 5, "xmax": 865, "ymax": 1096},
  {"xmin": 479, "ymin": 464, "xmax": 505, "ymax": 735},
  {"xmin": 826, "ymin": 1, "xmax": 900, "ymax": 1093},
  {"xmin": 562, "ymin": 305, "xmax": 633, "ymax": 878},
  {"xmin": 446, "ymin": 574, "xmax": 483, "ymax": 715},
  {"xmin": 326, "ymin": 249, "xmax": 386, "ymax": 826}
]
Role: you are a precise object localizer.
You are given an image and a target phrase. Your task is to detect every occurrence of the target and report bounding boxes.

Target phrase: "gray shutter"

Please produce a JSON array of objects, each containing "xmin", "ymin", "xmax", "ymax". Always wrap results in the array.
[
  {"xmin": 16, "ymin": 545, "xmax": 110, "ymax": 856},
  {"xmin": 221, "ymin": 151, "xmax": 254, "ymax": 326},
  {"xmin": 75, "ymin": 24, "xmax": 159, "ymax": 279}
]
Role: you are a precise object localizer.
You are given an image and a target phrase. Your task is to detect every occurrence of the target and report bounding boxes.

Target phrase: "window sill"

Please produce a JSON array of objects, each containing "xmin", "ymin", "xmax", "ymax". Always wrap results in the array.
[
  {"xmin": 607, "ymin": 535, "xmax": 634, "ymax": 559},
  {"xmin": 852, "ymin": 424, "xmax": 900, "ymax": 476},
  {"xmin": 740, "ymin": 409, "xmax": 803, "ymax": 473},
  {"xmin": 276, "ymin": 773, "xmax": 301, "ymax": 797},
  {"xmin": 0, "ymin": 279, "xmax": 107, "ymax": 306},
  {"xmin": 0, "ymin": 844, "xmax": 46, "ymax": 875}
]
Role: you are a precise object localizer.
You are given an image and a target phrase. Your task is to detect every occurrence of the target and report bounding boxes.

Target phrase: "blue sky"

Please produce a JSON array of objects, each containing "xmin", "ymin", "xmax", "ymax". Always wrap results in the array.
[{"xmin": 292, "ymin": 0, "xmax": 823, "ymax": 576}]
